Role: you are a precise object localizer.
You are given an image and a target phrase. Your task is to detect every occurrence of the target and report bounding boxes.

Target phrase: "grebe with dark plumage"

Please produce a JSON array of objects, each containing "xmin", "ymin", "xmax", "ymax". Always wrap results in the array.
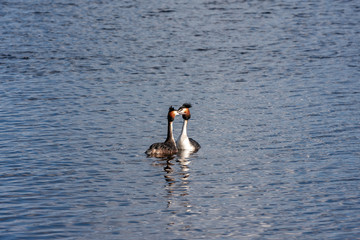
[
  {"xmin": 176, "ymin": 103, "xmax": 201, "ymax": 151},
  {"xmin": 145, "ymin": 106, "xmax": 179, "ymax": 157}
]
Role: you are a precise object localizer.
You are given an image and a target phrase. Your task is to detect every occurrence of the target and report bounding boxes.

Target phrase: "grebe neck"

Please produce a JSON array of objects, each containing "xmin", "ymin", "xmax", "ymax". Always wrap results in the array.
[
  {"xmin": 165, "ymin": 121, "xmax": 175, "ymax": 143},
  {"xmin": 180, "ymin": 119, "xmax": 188, "ymax": 138}
]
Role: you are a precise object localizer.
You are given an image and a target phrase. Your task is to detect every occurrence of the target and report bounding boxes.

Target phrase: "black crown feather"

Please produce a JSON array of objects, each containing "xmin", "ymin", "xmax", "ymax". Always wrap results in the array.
[{"xmin": 180, "ymin": 103, "xmax": 192, "ymax": 108}]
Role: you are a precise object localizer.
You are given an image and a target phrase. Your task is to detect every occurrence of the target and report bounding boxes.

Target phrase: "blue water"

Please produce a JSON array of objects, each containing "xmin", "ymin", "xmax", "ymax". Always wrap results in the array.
[{"xmin": 1, "ymin": 0, "xmax": 359, "ymax": 239}]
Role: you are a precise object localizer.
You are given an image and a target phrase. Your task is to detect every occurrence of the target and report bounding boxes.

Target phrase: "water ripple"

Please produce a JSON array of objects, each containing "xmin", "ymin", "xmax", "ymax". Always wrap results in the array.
[{"xmin": 1, "ymin": 0, "xmax": 359, "ymax": 239}]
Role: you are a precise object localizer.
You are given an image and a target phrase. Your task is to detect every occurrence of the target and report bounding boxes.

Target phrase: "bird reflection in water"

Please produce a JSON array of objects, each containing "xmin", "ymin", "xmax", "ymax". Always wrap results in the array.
[
  {"xmin": 151, "ymin": 148, "xmax": 199, "ymax": 212},
  {"xmin": 151, "ymin": 150, "xmax": 199, "ymax": 231},
  {"xmin": 164, "ymin": 149, "xmax": 198, "ymax": 210}
]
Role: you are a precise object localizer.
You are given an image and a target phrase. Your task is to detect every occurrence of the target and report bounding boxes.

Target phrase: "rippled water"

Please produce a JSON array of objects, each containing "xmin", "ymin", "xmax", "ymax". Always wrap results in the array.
[{"xmin": 1, "ymin": 0, "xmax": 359, "ymax": 239}]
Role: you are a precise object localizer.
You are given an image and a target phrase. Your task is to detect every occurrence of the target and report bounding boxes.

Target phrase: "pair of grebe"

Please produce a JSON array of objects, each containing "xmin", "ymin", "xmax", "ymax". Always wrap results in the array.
[{"xmin": 145, "ymin": 103, "xmax": 200, "ymax": 157}]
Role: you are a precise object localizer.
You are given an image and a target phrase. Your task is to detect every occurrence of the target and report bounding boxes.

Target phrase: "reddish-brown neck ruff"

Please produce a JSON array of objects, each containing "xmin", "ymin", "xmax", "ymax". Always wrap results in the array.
[
  {"xmin": 168, "ymin": 111, "xmax": 177, "ymax": 122},
  {"xmin": 182, "ymin": 108, "xmax": 191, "ymax": 120}
]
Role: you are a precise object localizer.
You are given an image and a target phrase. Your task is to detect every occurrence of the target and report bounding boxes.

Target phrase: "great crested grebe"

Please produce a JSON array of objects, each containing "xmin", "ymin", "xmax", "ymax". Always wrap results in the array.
[
  {"xmin": 145, "ymin": 106, "xmax": 179, "ymax": 157},
  {"xmin": 176, "ymin": 103, "xmax": 201, "ymax": 151}
]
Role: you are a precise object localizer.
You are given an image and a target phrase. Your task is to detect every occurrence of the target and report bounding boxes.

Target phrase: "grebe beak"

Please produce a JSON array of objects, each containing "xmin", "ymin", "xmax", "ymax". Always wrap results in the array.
[{"xmin": 177, "ymin": 108, "xmax": 186, "ymax": 115}]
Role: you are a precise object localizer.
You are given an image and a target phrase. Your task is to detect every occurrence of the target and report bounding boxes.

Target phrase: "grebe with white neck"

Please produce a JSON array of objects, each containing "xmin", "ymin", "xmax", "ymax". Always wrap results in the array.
[
  {"xmin": 145, "ymin": 106, "xmax": 179, "ymax": 157},
  {"xmin": 176, "ymin": 103, "xmax": 201, "ymax": 151}
]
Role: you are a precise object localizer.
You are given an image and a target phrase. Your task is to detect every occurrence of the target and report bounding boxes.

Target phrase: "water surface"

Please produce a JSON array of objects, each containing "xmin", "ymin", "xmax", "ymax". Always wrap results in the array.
[{"xmin": 0, "ymin": 0, "xmax": 359, "ymax": 239}]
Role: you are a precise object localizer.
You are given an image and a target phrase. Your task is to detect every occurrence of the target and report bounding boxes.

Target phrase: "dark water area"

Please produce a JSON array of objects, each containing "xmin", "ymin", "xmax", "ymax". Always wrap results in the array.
[{"xmin": 1, "ymin": 0, "xmax": 359, "ymax": 239}]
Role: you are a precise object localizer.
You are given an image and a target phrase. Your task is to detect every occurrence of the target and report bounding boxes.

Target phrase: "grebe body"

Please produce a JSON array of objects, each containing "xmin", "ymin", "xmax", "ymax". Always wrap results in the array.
[
  {"xmin": 176, "ymin": 103, "xmax": 201, "ymax": 151},
  {"xmin": 145, "ymin": 106, "xmax": 179, "ymax": 157}
]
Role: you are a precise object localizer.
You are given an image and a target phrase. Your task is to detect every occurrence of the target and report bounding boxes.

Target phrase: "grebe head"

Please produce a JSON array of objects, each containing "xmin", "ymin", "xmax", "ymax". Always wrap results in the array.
[
  {"xmin": 168, "ymin": 106, "xmax": 179, "ymax": 122},
  {"xmin": 177, "ymin": 103, "xmax": 191, "ymax": 120}
]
